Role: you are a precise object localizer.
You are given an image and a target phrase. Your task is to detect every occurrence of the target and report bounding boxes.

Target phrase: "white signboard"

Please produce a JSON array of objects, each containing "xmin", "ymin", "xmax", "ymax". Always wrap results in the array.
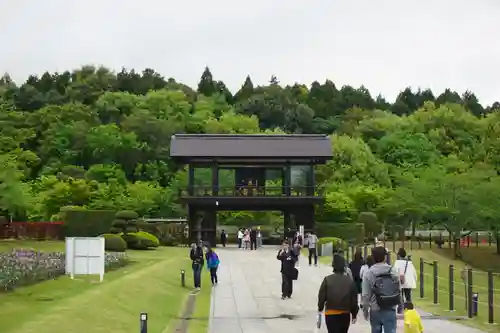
[{"xmin": 65, "ymin": 237, "xmax": 105, "ymax": 282}]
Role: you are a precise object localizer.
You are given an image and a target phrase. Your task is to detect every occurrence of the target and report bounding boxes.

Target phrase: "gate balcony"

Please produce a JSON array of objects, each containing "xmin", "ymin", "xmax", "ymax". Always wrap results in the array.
[{"xmin": 178, "ymin": 185, "xmax": 324, "ymax": 210}]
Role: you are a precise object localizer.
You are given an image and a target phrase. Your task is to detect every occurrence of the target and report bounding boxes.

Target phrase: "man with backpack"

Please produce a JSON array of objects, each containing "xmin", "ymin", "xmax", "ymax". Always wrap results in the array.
[{"xmin": 361, "ymin": 246, "xmax": 401, "ymax": 333}]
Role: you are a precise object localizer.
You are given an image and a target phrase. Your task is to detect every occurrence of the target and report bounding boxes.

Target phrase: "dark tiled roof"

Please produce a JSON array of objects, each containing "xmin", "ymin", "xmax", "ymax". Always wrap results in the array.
[{"xmin": 170, "ymin": 134, "xmax": 332, "ymax": 159}]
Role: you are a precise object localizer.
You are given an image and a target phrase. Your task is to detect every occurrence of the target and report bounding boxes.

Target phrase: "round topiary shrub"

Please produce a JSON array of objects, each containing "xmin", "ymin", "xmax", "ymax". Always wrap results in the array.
[
  {"xmin": 115, "ymin": 210, "xmax": 139, "ymax": 220},
  {"xmin": 100, "ymin": 233, "xmax": 127, "ymax": 252},
  {"xmin": 134, "ymin": 231, "xmax": 159, "ymax": 248},
  {"xmin": 120, "ymin": 233, "xmax": 146, "ymax": 250},
  {"xmin": 317, "ymin": 237, "xmax": 346, "ymax": 250}
]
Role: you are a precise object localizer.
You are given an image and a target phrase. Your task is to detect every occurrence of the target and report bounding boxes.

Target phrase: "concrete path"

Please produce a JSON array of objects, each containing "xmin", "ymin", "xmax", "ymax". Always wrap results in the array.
[{"xmin": 208, "ymin": 246, "xmax": 485, "ymax": 333}]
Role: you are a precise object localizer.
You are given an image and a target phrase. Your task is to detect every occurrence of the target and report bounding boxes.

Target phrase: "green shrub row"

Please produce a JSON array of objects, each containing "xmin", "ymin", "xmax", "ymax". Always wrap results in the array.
[{"xmin": 100, "ymin": 231, "xmax": 160, "ymax": 252}]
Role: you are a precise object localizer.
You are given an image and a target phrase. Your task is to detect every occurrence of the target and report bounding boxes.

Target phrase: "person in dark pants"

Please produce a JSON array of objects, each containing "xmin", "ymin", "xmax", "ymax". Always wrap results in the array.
[
  {"xmin": 189, "ymin": 241, "xmax": 204, "ymax": 290},
  {"xmin": 277, "ymin": 240, "xmax": 297, "ymax": 299},
  {"xmin": 306, "ymin": 231, "xmax": 319, "ymax": 266},
  {"xmin": 318, "ymin": 255, "xmax": 359, "ymax": 333},
  {"xmin": 250, "ymin": 227, "xmax": 257, "ymax": 250},
  {"xmin": 220, "ymin": 230, "xmax": 227, "ymax": 247},
  {"xmin": 349, "ymin": 251, "xmax": 364, "ymax": 295},
  {"xmin": 205, "ymin": 246, "xmax": 220, "ymax": 286}
]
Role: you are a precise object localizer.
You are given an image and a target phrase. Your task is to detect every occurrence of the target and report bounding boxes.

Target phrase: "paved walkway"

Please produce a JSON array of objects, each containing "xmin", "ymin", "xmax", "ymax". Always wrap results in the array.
[{"xmin": 208, "ymin": 246, "xmax": 486, "ymax": 333}]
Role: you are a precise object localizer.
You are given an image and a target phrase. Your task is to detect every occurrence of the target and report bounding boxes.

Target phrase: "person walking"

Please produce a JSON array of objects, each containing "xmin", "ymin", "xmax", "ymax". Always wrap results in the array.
[
  {"xmin": 205, "ymin": 246, "xmax": 220, "ymax": 286},
  {"xmin": 403, "ymin": 302, "xmax": 424, "ymax": 333},
  {"xmin": 237, "ymin": 229, "xmax": 243, "ymax": 249},
  {"xmin": 361, "ymin": 246, "xmax": 401, "ymax": 333},
  {"xmin": 395, "ymin": 248, "xmax": 417, "ymax": 312},
  {"xmin": 332, "ymin": 248, "xmax": 353, "ymax": 279},
  {"xmin": 220, "ymin": 229, "xmax": 227, "ymax": 247},
  {"xmin": 250, "ymin": 227, "xmax": 257, "ymax": 250},
  {"xmin": 360, "ymin": 255, "xmax": 374, "ymax": 283},
  {"xmin": 293, "ymin": 239, "xmax": 302, "ymax": 268},
  {"xmin": 189, "ymin": 241, "xmax": 204, "ymax": 290},
  {"xmin": 318, "ymin": 255, "xmax": 359, "ymax": 333},
  {"xmin": 349, "ymin": 251, "xmax": 364, "ymax": 295},
  {"xmin": 306, "ymin": 231, "xmax": 318, "ymax": 266},
  {"xmin": 277, "ymin": 240, "xmax": 298, "ymax": 299},
  {"xmin": 243, "ymin": 229, "xmax": 250, "ymax": 250}
]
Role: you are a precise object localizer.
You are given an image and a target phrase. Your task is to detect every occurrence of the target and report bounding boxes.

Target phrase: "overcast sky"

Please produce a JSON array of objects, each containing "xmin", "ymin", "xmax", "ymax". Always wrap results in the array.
[{"xmin": 1, "ymin": 0, "xmax": 499, "ymax": 104}]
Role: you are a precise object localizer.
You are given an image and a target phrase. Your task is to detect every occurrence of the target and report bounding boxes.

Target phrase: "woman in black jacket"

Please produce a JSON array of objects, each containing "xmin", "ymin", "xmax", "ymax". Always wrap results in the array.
[
  {"xmin": 318, "ymin": 255, "xmax": 359, "ymax": 333},
  {"xmin": 348, "ymin": 251, "xmax": 364, "ymax": 295},
  {"xmin": 277, "ymin": 240, "xmax": 297, "ymax": 299}
]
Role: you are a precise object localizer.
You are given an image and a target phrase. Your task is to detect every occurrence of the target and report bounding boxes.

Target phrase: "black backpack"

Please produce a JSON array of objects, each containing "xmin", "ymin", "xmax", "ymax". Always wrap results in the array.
[{"xmin": 372, "ymin": 267, "xmax": 400, "ymax": 308}]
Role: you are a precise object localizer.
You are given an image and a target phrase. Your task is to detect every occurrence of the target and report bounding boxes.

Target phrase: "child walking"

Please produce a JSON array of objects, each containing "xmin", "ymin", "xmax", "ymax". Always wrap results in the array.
[
  {"xmin": 205, "ymin": 246, "xmax": 220, "ymax": 286},
  {"xmin": 403, "ymin": 302, "xmax": 423, "ymax": 333}
]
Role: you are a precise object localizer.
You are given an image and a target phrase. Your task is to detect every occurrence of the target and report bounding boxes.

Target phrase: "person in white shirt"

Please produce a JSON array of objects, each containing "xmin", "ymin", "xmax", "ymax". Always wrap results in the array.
[
  {"xmin": 237, "ymin": 229, "xmax": 244, "ymax": 249},
  {"xmin": 394, "ymin": 248, "xmax": 417, "ymax": 303}
]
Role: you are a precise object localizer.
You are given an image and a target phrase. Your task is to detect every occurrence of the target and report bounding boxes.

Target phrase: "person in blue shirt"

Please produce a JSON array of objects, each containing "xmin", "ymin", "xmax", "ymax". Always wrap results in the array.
[{"xmin": 205, "ymin": 246, "xmax": 220, "ymax": 286}]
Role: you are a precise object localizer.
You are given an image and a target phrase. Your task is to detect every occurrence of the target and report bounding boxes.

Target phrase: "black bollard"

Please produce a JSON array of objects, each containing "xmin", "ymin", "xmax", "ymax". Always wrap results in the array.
[
  {"xmin": 181, "ymin": 270, "xmax": 185, "ymax": 287},
  {"xmin": 488, "ymin": 270, "xmax": 494, "ymax": 324},
  {"xmin": 419, "ymin": 258, "xmax": 424, "ymax": 298},
  {"xmin": 140, "ymin": 312, "xmax": 148, "ymax": 333},
  {"xmin": 467, "ymin": 269, "xmax": 473, "ymax": 318},
  {"xmin": 449, "ymin": 264, "xmax": 454, "ymax": 311},
  {"xmin": 433, "ymin": 261, "xmax": 438, "ymax": 304}
]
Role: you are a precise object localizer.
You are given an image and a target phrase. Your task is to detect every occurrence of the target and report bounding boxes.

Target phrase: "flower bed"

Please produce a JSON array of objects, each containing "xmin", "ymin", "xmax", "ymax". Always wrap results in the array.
[{"xmin": 0, "ymin": 249, "xmax": 128, "ymax": 291}]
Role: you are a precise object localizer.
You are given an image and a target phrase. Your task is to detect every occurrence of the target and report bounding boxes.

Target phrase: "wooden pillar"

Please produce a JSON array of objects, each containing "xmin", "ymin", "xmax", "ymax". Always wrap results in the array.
[
  {"xmin": 212, "ymin": 161, "xmax": 219, "ymax": 196},
  {"xmin": 188, "ymin": 164, "xmax": 195, "ymax": 195},
  {"xmin": 284, "ymin": 163, "xmax": 291, "ymax": 196},
  {"xmin": 188, "ymin": 206, "xmax": 199, "ymax": 243},
  {"xmin": 307, "ymin": 164, "xmax": 315, "ymax": 196}
]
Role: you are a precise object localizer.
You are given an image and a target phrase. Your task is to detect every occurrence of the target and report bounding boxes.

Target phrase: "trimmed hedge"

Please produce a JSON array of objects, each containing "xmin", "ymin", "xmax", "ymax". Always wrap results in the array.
[
  {"xmin": 317, "ymin": 237, "xmax": 346, "ymax": 256},
  {"xmin": 100, "ymin": 233, "xmax": 127, "ymax": 252},
  {"xmin": 62, "ymin": 208, "xmax": 116, "ymax": 237},
  {"xmin": 316, "ymin": 222, "xmax": 364, "ymax": 244},
  {"xmin": 120, "ymin": 231, "xmax": 159, "ymax": 250}
]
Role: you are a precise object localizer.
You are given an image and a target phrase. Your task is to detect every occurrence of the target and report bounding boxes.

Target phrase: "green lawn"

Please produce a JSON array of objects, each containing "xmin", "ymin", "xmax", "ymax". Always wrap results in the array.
[
  {"xmin": 0, "ymin": 242, "xmax": 213, "ymax": 333},
  {"xmin": 321, "ymin": 242, "xmax": 500, "ymax": 332}
]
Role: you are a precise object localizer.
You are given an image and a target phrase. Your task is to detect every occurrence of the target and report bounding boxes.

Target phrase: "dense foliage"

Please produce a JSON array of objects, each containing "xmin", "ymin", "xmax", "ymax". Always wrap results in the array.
[{"xmin": 1, "ymin": 65, "xmax": 500, "ymax": 254}]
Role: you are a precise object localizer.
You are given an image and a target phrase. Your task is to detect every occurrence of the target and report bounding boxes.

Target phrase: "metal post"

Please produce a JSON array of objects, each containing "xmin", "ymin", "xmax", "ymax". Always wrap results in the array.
[
  {"xmin": 488, "ymin": 270, "xmax": 494, "ymax": 324},
  {"xmin": 140, "ymin": 313, "xmax": 148, "ymax": 333},
  {"xmin": 420, "ymin": 258, "xmax": 424, "ymax": 298},
  {"xmin": 468, "ymin": 269, "xmax": 473, "ymax": 318},
  {"xmin": 433, "ymin": 261, "xmax": 438, "ymax": 304},
  {"xmin": 181, "ymin": 270, "xmax": 185, "ymax": 287},
  {"xmin": 449, "ymin": 265, "xmax": 454, "ymax": 311}
]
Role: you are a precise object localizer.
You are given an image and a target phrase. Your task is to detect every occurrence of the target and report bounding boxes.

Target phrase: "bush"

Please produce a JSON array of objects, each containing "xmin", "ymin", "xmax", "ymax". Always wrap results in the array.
[
  {"xmin": 160, "ymin": 234, "xmax": 179, "ymax": 246},
  {"xmin": 120, "ymin": 232, "xmax": 159, "ymax": 250},
  {"xmin": 111, "ymin": 210, "xmax": 139, "ymax": 234},
  {"xmin": 115, "ymin": 210, "xmax": 139, "ymax": 220},
  {"xmin": 315, "ymin": 222, "xmax": 364, "ymax": 244},
  {"xmin": 318, "ymin": 237, "xmax": 347, "ymax": 249},
  {"xmin": 434, "ymin": 239, "xmax": 445, "ymax": 248},
  {"xmin": 134, "ymin": 231, "xmax": 159, "ymax": 247},
  {"xmin": 100, "ymin": 233, "xmax": 127, "ymax": 252},
  {"xmin": 61, "ymin": 208, "xmax": 116, "ymax": 237},
  {"xmin": 121, "ymin": 233, "xmax": 146, "ymax": 250}
]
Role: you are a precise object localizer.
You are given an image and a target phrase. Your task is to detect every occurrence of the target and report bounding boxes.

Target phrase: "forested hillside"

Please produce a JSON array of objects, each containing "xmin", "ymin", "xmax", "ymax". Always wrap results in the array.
[{"xmin": 1, "ymin": 65, "xmax": 500, "ymax": 246}]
